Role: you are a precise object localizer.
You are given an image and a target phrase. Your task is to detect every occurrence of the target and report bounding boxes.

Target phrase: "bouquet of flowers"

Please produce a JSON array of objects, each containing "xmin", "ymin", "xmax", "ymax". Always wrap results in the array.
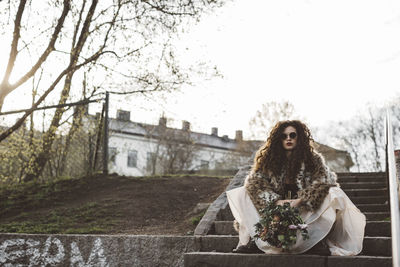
[{"xmin": 254, "ymin": 200, "xmax": 309, "ymax": 251}]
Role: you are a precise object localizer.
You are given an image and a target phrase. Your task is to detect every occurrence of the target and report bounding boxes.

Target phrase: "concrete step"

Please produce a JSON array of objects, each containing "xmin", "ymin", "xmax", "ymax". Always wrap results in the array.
[
  {"xmin": 214, "ymin": 220, "xmax": 391, "ymax": 237},
  {"xmin": 349, "ymin": 196, "xmax": 387, "ymax": 204},
  {"xmin": 362, "ymin": 237, "xmax": 392, "ymax": 256},
  {"xmin": 184, "ymin": 252, "xmax": 392, "ymax": 267},
  {"xmin": 338, "ymin": 177, "xmax": 386, "ymax": 183},
  {"xmin": 357, "ymin": 204, "xmax": 389, "ymax": 212},
  {"xmin": 343, "ymin": 188, "xmax": 387, "ymax": 197},
  {"xmin": 337, "ymin": 172, "xmax": 385, "ymax": 178},
  {"xmin": 217, "ymin": 207, "xmax": 234, "ymax": 221},
  {"xmin": 337, "ymin": 173, "xmax": 386, "ymax": 184},
  {"xmin": 365, "ymin": 221, "xmax": 391, "ymax": 237},
  {"xmin": 340, "ymin": 182, "xmax": 386, "ymax": 189},
  {"xmin": 364, "ymin": 212, "xmax": 390, "ymax": 221},
  {"xmin": 214, "ymin": 221, "xmax": 237, "ymax": 235},
  {"xmin": 198, "ymin": 236, "xmax": 391, "ymax": 256}
]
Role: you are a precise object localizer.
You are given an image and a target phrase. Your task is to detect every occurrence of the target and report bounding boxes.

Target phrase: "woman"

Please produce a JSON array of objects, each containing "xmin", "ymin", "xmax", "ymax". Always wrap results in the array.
[{"xmin": 226, "ymin": 120, "xmax": 365, "ymax": 256}]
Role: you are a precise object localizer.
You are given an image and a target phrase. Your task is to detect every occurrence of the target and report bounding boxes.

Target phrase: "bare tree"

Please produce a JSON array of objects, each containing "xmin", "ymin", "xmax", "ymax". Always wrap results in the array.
[
  {"xmin": 324, "ymin": 104, "xmax": 387, "ymax": 172},
  {"xmin": 0, "ymin": 0, "xmax": 224, "ymax": 181},
  {"xmin": 387, "ymin": 98, "xmax": 400, "ymax": 149},
  {"xmin": 214, "ymin": 139, "xmax": 261, "ymax": 171},
  {"xmin": 145, "ymin": 122, "xmax": 199, "ymax": 175},
  {"xmin": 362, "ymin": 106, "xmax": 385, "ymax": 171},
  {"xmin": 248, "ymin": 101, "xmax": 301, "ymax": 140}
]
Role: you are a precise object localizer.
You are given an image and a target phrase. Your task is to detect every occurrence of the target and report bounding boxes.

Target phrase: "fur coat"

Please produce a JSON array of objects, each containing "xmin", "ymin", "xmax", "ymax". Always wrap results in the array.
[{"xmin": 244, "ymin": 151, "xmax": 338, "ymax": 212}]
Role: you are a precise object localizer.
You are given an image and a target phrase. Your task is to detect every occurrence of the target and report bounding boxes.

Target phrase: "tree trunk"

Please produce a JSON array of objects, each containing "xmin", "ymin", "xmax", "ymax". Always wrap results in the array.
[
  {"xmin": 23, "ymin": 73, "xmax": 74, "ymax": 182},
  {"xmin": 23, "ymin": 0, "xmax": 98, "ymax": 182},
  {"xmin": 59, "ymin": 104, "xmax": 85, "ymax": 175}
]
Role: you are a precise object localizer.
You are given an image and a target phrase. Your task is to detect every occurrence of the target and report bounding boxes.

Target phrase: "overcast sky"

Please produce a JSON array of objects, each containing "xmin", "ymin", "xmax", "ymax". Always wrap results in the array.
[
  {"xmin": 3, "ymin": 0, "xmax": 400, "ymax": 141},
  {"xmin": 116, "ymin": 0, "xmax": 400, "ymax": 140}
]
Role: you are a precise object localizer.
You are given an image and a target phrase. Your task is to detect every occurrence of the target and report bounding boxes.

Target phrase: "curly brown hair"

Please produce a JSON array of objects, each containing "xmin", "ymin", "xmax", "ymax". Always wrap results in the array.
[{"xmin": 252, "ymin": 120, "xmax": 316, "ymax": 180}]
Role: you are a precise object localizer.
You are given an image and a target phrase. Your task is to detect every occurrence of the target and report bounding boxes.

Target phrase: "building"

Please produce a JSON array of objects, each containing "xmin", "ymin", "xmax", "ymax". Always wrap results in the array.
[{"xmin": 106, "ymin": 110, "xmax": 353, "ymax": 176}]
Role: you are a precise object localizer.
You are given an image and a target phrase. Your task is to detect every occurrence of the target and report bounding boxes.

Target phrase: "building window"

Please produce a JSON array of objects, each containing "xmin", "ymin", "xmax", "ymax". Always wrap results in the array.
[
  {"xmin": 109, "ymin": 147, "xmax": 117, "ymax": 165},
  {"xmin": 146, "ymin": 152, "xmax": 156, "ymax": 172},
  {"xmin": 200, "ymin": 160, "xmax": 209, "ymax": 170},
  {"xmin": 127, "ymin": 150, "xmax": 138, "ymax": 168}
]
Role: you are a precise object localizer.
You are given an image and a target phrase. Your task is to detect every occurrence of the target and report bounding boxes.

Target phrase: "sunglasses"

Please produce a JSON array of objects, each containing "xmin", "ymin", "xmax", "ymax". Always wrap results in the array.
[{"xmin": 281, "ymin": 132, "xmax": 297, "ymax": 140}]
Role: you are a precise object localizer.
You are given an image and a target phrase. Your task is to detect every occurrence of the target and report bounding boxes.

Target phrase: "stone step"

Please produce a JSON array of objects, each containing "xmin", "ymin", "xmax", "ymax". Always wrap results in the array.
[
  {"xmin": 365, "ymin": 221, "xmax": 391, "ymax": 237},
  {"xmin": 340, "ymin": 182, "xmax": 386, "ymax": 189},
  {"xmin": 217, "ymin": 207, "xmax": 234, "ymax": 221},
  {"xmin": 337, "ymin": 173, "xmax": 386, "ymax": 184},
  {"xmin": 213, "ymin": 220, "xmax": 391, "ymax": 237},
  {"xmin": 343, "ymin": 188, "xmax": 387, "ymax": 197},
  {"xmin": 214, "ymin": 221, "xmax": 237, "ymax": 235},
  {"xmin": 198, "ymin": 236, "xmax": 391, "ymax": 256},
  {"xmin": 364, "ymin": 212, "xmax": 390, "ymax": 221},
  {"xmin": 337, "ymin": 172, "xmax": 385, "ymax": 178},
  {"xmin": 349, "ymin": 196, "xmax": 387, "ymax": 204},
  {"xmin": 362, "ymin": 236, "xmax": 392, "ymax": 256},
  {"xmin": 357, "ymin": 204, "xmax": 389, "ymax": 212},
  {"xmin": 338, "ymin": 177, "xmax": 386, "ymax": 183},
  {"xmin": 184, "ymin": 252, "xmax": 392, "ymax": 267}
]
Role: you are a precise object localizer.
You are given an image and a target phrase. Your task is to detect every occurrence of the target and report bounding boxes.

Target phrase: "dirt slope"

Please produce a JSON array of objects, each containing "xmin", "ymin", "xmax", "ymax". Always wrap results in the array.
[{"xmin": 0, "ymin": 174, "xmax": 231, "ymax": 235}]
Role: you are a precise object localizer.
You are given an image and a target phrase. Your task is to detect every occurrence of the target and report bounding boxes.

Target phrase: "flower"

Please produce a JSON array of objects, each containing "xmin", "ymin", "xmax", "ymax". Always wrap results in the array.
[
  {"xmin": 273, "ymin": 215, "xmax": 280, "ymax": 222},
  {"xmin": 288, "ymin": 223, "xmax": 308, "ymax": 230},
  {"xmin": 298, "ymin": 224, "xmax": 308, "ymax": 230},
  {"xmin": 254, "ymin": 201, "xmax": 309, "ymax": 251}
]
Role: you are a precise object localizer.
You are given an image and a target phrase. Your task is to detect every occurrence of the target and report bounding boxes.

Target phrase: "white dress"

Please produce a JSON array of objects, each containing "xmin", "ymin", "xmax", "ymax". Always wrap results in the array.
[{"xmin": 226, "ymin": 186, "xmax": 366, "ymax": 256}]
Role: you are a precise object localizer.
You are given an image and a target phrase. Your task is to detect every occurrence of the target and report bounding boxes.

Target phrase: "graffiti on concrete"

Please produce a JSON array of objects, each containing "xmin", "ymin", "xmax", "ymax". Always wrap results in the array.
[
  {"xmin": 0, "ymin": 236, "xmax": 108, "ymax": 266},
  {"xmin": 70, "ymin": 238, "xmax": 108, "ymax": 266}
]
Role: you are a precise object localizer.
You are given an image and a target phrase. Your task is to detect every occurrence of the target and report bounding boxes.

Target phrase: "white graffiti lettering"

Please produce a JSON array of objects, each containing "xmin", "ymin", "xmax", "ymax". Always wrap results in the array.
[
  {"xmin": 87, "ymin": 238, "xmax": 108, "ymax": 267},
  {"xmin": 70, "ymin": 241, "xmax": 85, "ymax": 267},
  {"xmin": 0, "ymin": 239, "xmax": 25, "ymax": 263},
  {"xmin": 71, "ymin": 238, "xmax": 108, "ymax": 267},
  {"xmin": 42, "ymin": 237, "xmax": 65, "ymax": 265},
  {"xmin": 25, "ymin": 239, "xmax": 41, "ymax": 267},
  {"xmin": 0, "ymin": 237, "xmax": 108, "ymax": 266}
]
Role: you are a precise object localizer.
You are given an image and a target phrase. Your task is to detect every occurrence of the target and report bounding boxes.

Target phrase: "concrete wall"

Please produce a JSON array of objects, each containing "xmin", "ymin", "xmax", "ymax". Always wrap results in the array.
[{"xmin": 0, "ymin": 234, "xmax": 201, "ymax": 267}]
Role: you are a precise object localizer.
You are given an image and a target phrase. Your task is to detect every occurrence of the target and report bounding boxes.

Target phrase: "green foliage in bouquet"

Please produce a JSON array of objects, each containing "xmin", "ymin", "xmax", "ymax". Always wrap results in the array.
[{"xmin": 254, "ymin": 201, "xmax": 309, "ymax": 251}]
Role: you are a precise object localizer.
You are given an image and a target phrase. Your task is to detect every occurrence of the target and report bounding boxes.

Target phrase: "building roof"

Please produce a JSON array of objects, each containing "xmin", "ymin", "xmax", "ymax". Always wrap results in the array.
[
  {"xmin": 107, "ymin": 117, "xmax": 259, "ymax": 152},
  {"xmin": 102, "ymin": 114, "xmax": 352, "ymax": 161}
]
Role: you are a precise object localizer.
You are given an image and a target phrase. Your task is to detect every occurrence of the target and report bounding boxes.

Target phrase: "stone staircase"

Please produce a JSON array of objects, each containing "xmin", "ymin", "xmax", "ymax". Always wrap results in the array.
[{"xmin": 185, "ymin": 172, "xmax": 393, "ymax": 267}]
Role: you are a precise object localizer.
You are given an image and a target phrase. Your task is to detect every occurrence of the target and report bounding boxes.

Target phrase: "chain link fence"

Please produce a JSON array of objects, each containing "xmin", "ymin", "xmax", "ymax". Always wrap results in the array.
[{"xmin": 0, "ymin": 98, "xmax": 107, "ymax": 184}]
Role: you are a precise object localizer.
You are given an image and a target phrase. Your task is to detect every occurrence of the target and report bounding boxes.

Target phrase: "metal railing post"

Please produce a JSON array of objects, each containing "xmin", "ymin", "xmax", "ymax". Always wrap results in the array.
[
  {"xmin": 385, "ymin": 110, "xmax": 400, "ymax": 267},
  {"xmin": 103, "ymin": 91, "xmax": 109, "ymax": 175}
]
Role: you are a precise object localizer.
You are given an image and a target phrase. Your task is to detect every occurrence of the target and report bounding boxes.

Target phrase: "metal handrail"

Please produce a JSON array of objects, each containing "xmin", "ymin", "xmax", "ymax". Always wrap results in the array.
[{"xmin": 385, "ymin": 110, "xmax": 400, "ymax": 267}]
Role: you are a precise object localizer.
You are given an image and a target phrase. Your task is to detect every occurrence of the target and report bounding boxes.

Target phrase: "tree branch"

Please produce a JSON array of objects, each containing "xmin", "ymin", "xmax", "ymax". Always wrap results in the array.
[
  {"xmin": 141, "ymin": 1, "xmax": 196, "ymax": 16},
  {"xmin": 11, "ymin": 0, "xmax": 71, "ymax": 90},
  {"xmin": 0, "ymin": 98, "xmax": 99, "ymax": 116},
  {"xmin": 0, "ymin": 49, "xmax": 103, "ymax": 142},
  {"xmin": 72, "ymin": 0, "xmax": 87, "ymax": 48},
  {"xmin": 108, "ymin": 85, "xmax": 160, "ymax": 95},
  {"xmin": 1, "ymin": 0, "xmax": 27, "ymax": 87},
  {"xmin": 72, "ymin": 0, "xmax": 98, "ymax": 59}
]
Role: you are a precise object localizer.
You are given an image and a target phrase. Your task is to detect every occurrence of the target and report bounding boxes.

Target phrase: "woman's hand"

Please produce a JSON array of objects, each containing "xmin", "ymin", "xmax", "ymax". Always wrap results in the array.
[
  {"xmin": 276, "ymin": 198, "xmax": 302, "ymax": 208},
  {"xmin": 276, "ymin": 199, "xmax": 290, "ymax": 206},
  {"xmin": 290, "ymin": 198, "xmax": 302, "ymax": 208}
]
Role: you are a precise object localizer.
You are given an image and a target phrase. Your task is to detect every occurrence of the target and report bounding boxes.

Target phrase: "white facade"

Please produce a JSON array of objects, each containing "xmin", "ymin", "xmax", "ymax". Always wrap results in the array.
[
  {"xmin": 108, "ymin": 133, "xmax": 154, "ymax": 176},
  {"xmin": 106, "ymin": 116, "xmax": 251, "ymax": 176},
  {"xmin": 104, "ymin": 113, "xmax": 353, "ymax": 176}
]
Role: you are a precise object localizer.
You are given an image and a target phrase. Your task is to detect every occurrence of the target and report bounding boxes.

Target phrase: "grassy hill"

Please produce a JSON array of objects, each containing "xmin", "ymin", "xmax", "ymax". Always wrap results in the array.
[{"xmin": 0, "ymin": 174, "xmax": 230, "ymax": 235}]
